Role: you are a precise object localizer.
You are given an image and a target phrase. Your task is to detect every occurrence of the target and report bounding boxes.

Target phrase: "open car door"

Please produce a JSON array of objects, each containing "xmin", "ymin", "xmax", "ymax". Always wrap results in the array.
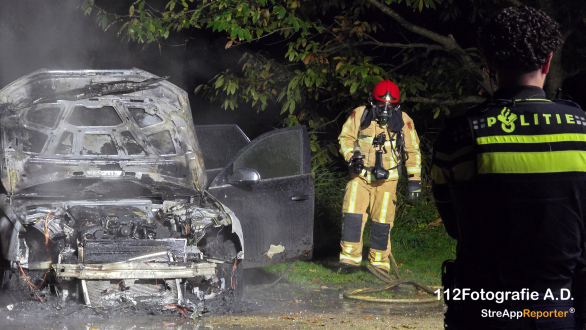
[
  {"xmin": 207, "ymin": 126, "xmax": 314, "ymax": 268},
  {"xmin": 194, "ymin": 125, "xmax": 250, "ymax": 185}
]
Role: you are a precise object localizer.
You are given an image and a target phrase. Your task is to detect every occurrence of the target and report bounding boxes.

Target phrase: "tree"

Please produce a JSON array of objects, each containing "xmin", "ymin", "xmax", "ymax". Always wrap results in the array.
[{"xmin": 82, "ymin": 0, "xmax": 586, "ymax": 161}]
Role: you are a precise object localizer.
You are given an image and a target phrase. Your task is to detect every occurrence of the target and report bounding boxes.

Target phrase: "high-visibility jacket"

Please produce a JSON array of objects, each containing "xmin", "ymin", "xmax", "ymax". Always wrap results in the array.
[
  {"xmin": 339, "ymin": 106, "xmax": 422, "ymax": 182},
  {"xmin": 431, "ymin": 85, "xmax": 586, "ymax": 318}
]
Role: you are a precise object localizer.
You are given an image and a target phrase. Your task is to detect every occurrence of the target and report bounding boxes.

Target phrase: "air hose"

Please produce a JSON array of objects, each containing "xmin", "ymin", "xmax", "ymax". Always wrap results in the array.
[{"xmin": 343, "ymin": 252, "xmax": 442, "ymax": 303}]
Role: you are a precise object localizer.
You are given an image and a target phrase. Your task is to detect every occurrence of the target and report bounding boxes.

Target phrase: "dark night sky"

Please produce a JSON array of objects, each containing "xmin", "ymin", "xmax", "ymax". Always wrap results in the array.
[{"xmin": 0, "ymin": 0, "xmax": 283, "ymax": 140}]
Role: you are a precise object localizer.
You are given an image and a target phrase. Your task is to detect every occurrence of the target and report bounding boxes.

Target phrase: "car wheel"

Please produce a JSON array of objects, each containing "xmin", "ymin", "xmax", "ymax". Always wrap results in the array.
[
  {"xmin": 204, "ymin": 232, "xmax": 243, "ymax": 303},
  {"xmin": 216, "ymin": 237, "xmax": 243, "ymax": 301}
]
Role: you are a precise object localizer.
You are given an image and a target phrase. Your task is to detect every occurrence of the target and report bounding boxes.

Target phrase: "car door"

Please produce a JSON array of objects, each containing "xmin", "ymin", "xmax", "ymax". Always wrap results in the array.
[
  {"xmin": 194, "ymin": 125, "xmax": 250, "ymax": 184},
  {"xmin": 207, "ymin": 126, "xmax": 314, "ymax": 268}
]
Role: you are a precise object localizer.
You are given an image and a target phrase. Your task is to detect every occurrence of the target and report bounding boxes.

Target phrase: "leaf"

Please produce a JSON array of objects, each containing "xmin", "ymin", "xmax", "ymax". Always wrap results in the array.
[
  {"xmin": 225, "ymin": 40, "xmax": 233, "ymax": 49},
  {"xmin": 244, "ymin": 30, "xmax": 252, "ymax": 42},
  {"xmin": 141, "ymin": 40, "xmax": 152, "ymax": 51},
  {"xmin": 419, "ymin": 0, "xmax": 424, "ymax": 12},
  {"xmin": 350, "ymin": 81, "xmax": 359, "ymax": 94},
  {"xmin": 433, "ymin": 108, "xmax": 440, "ymax": 119},
  {"xmin": 275, "ymin": 6, "xmax": 286, "ymax": 19},
  {"xmin": 215, "ymin": 77, "xmax": 225, "ymax": 88},
  {"xmin": 129, "ymin": 5, "xmax": 135, "ymax": 16},
  {"xmin": 281, "ymin": 101, "xmax": 291, "ymax": 114}
]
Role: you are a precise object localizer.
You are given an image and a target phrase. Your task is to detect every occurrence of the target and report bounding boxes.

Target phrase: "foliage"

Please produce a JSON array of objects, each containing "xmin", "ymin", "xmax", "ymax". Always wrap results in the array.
[
  {"xmin": 80, "ymin": 0, "xmax": 499, "ymax": 180},
  {"xmin": 83, "ymin": 0, "xmax": 586, "ymax": 115},
  {"xmin": 312, "ymin": 165, "xmax": 347, "ymax": 242}
]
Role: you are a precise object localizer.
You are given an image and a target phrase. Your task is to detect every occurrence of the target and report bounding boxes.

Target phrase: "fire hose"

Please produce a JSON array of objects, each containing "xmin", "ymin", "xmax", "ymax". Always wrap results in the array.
[
  {"xmin": 249, "ymin": 260, "xmax": 296, "ymax": 291},
  {"xmin": 343, "ymin": 252, "xmax": 442, "ymax": 303}
]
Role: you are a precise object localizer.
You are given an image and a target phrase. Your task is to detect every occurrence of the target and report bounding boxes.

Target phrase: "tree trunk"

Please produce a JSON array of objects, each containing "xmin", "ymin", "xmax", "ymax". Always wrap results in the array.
[{"xmin": 544, "ymin": 49, "xmax": 563, "ymax": 99}]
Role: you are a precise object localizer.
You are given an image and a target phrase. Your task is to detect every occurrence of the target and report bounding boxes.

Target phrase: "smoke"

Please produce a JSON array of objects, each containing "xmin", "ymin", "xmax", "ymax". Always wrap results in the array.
[
  {"xmin": 0, "ymin": 0, "xmax": 187, "ymax": 88},
  {"xmin": 0, "ymin": 0, "xmax": 105, "ymax": 85},
  {"xmin": 0, "ymin": 0, "xmax": 281, "ymax": 139}
]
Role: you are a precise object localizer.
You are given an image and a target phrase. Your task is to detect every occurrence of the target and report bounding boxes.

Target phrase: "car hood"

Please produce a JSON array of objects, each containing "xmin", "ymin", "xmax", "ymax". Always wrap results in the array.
[
  {"xmin": 12, "ymin": 178, "xmax": 196, "ymax": 200},
  {"xmin": 0, "ymin": 69, "xmax": 207, "ymax": 195}
]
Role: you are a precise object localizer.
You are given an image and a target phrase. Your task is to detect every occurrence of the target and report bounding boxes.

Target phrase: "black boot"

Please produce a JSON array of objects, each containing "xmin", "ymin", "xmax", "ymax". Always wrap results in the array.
[{"xmin": 337, "ymin": 263, "xmax": 360, "ymax": 274}]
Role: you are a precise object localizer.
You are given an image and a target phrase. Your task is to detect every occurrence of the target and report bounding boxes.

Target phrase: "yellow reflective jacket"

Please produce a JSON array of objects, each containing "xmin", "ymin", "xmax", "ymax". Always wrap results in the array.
[{"xmin": 339, "ymin": 106, "xmax": 422, "ymax": 182}]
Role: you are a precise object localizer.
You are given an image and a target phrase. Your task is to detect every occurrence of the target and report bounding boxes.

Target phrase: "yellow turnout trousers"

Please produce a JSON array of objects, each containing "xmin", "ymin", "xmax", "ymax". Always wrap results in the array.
[{"xmin": 339, "ymin": 175, "xmax": 398, "ymax": 272}]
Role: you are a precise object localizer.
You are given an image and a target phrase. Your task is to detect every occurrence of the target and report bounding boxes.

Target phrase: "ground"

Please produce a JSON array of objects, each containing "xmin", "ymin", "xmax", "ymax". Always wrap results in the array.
[{"xmin": 0, "ymin": 258, "xmax": 446, "ymax": 330}]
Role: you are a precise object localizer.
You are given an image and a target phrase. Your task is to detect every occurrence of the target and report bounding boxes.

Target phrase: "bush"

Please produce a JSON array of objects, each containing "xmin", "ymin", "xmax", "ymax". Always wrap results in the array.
[{"xmin": 312, "ymin": 165, "xmax": 347, "ymax": 251}]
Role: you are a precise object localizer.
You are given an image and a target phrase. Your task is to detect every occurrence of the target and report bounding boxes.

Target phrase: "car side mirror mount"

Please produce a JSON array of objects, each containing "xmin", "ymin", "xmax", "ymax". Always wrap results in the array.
[{"xmin": 228, "ymin": 167, "xmax": 260, "ymax": 185}]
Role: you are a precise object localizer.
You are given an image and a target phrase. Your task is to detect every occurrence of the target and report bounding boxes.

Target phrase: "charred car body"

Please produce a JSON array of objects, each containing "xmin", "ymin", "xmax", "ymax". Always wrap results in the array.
[{"xmin": 0, "ymin": 69, "xmax": 314, "ymax": 309}]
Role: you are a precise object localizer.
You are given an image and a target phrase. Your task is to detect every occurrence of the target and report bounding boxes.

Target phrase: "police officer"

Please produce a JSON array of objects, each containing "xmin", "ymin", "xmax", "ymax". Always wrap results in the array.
[
  {"xmin": 338, "ymin": 80, "xmax": 422, "ymax": 275},
  {"xmin": 432, "ymin": 6, "xmax": 586, "ymax": 329}
]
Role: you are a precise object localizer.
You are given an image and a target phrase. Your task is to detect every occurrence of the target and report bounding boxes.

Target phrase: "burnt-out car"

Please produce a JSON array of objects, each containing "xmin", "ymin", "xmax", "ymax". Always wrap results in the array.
[{"xmin": 0, "ymin": 69, "xmax": 314, "ymax": 309}]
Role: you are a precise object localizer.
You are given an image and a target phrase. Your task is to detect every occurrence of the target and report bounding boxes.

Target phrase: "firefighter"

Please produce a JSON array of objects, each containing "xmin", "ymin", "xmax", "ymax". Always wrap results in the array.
[
  {"xmin": 432, "ymin": 6, "xmax": 586, "ymax": 329},
  {"xmin": 337, "ymin": 79, "xmax": 422, "ymax": 275}
]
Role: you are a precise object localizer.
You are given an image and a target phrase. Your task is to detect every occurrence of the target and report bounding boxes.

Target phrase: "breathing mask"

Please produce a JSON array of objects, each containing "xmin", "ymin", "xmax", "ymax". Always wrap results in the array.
[{"xmin": 360, "ymin": 93, "xmax": 404, "ymax": 132}]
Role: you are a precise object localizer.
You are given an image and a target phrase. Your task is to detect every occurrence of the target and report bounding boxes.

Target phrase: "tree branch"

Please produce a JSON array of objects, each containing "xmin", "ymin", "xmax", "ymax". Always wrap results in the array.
[
  {"xmin": 310, "ymin": 109, "xmax": 346, "ymax": 132},
  {"xmin": 323, "ymin": 40, "xmax": 443, "ymax": 56},
  {"xmin": 403, "ymin": 95, "xmax": 486, "ymax": 105},
  {"xmin": 504, "ymin": 0, "xmax": 525, "ymax": 6},
  {"xmin": 365, "ymin": 0, "xmax": 493, "ymax": 95},
  {"xmin": 356, "ymin": 41, "xmax": 445, "ymax": 51},
  {"xmin": 389, "ymin": 50, "xmax": 430, "ymax": 73},
  {"xmin": 365, "ymin": 0, "xmax": 457, "ymax": 49}
]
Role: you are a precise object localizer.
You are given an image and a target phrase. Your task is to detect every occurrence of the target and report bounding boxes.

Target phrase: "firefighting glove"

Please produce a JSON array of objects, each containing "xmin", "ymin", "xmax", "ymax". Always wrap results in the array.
[
  {"xmin": 348, "ymin": 153, "xmax": 365, "ymax": 174},
  {"xmin": 407, "ymin": 180, "xmax": 421, "ymax": 202}
]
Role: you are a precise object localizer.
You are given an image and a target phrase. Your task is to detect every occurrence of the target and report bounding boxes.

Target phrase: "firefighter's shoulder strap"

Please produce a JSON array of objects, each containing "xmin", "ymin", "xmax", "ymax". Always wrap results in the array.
[{"xmin": 360, "ymin": 105, "xmax": 375, "ymax": 129}]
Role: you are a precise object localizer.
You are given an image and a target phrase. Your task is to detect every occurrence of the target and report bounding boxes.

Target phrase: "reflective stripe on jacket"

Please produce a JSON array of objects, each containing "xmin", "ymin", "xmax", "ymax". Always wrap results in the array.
[{"xmin": 339, "ymin": 106, "xmax": 422, "ymax": 182}]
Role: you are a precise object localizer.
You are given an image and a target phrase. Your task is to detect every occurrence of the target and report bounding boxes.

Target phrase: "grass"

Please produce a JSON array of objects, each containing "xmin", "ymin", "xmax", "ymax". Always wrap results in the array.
[{"xmin": 260, "ymin": 222, "xmax": 456, "ymax": 290}]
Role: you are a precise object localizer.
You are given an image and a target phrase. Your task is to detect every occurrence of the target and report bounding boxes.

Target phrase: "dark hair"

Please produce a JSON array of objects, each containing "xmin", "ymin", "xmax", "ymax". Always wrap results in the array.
[{"xmin": 478, "ymin": 6, "xmax": 562, "ymax": 73}]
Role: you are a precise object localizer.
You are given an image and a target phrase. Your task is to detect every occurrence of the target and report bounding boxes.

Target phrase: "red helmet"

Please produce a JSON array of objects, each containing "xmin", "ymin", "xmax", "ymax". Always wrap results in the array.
[{"xmin": 372, "ymin": 80, "xmax": 400, "ymax": 103}]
